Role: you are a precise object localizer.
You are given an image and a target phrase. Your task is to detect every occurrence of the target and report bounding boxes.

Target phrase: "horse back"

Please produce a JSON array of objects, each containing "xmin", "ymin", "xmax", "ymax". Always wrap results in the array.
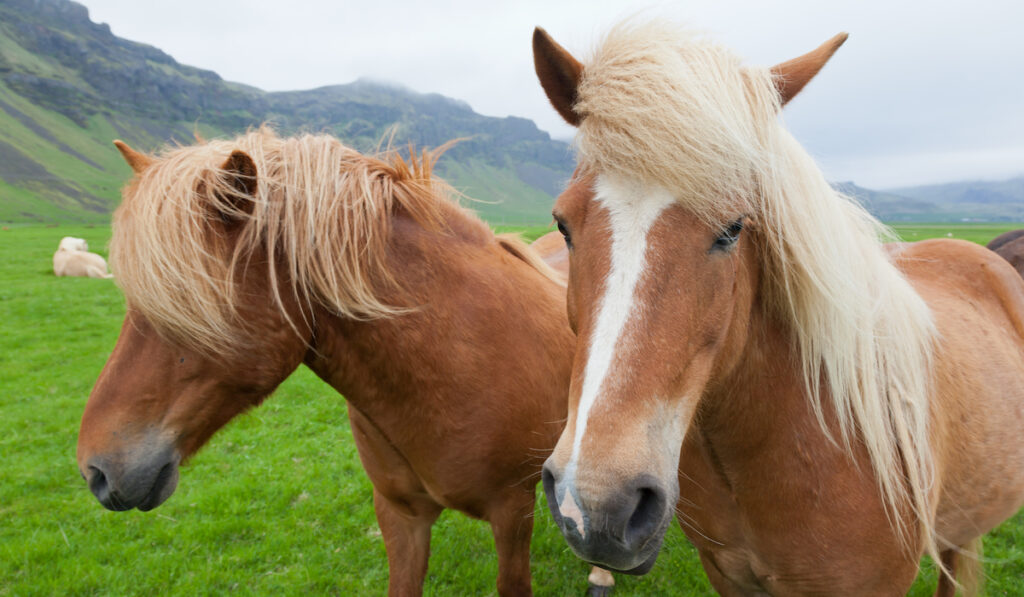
[
  {"xmin": 890, "ymin": 238, "xmax": 1024, "ymax": 546},
  {"xmin": 892, "ymin": 238, "xmax": 1024, "ymax": 341}
]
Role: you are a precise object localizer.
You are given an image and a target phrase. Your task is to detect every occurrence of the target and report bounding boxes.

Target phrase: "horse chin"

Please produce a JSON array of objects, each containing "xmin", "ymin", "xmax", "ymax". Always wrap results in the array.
[
  {"xmin": 575, "ymin": 528, "xmax": 665, "ymax": 576},
  {"xmin": 604, "ymin": 535, "xmax": 664, "ymax": 576},
  {"xmin": 619, "ymin": 552, "xmax": 660, "ymax": 575},
  {"xmin": 136, "ymin": 463, "xmax": 180, "ymax": 512}
]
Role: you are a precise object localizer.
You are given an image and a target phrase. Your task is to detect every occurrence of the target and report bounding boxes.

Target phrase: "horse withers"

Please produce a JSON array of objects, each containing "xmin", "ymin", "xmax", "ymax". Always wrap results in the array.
[
  {"xmin": 532, "ymin": 22, "xmax": 1024, "ymax": 596},
  {"xmin": 76, "ymin": 130, "xmax": 613, "ymax": 596}
]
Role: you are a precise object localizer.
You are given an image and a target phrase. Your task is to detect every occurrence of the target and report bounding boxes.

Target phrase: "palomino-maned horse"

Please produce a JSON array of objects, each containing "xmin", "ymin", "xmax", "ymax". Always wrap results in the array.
[
  {"xmin": 532, "ymin": 22, "xmax": 1024, "ymax": 596},
  {"xmin": 75, "ymin": 129, "xmax": 615, "ymax": 596},
  {"xmin": 988, "ymin": 229, "xmax": 1024, "ymax": 277}
]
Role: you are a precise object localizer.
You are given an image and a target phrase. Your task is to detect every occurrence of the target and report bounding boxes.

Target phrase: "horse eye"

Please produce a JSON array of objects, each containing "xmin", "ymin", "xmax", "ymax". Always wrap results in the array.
[
  {"xmin": 712, "ymin": 218, "xmax": 744, "ymax": 251},
  {"xmin": 556, "ymin": 219, "xmax": 572, "ymax": 249}
]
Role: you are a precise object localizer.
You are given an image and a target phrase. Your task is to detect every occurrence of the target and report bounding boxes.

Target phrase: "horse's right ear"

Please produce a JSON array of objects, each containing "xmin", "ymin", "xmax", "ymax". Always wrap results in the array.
[
  {"xmin": 211, "ymin": 150, "xmax": 258, "ymax": 220},
  {"xmin": 770, "ymin": 32, "xmax": 848, "ymax": 106},
  {"xmin": 533, "ymin": 27, "xmax": 584, "ymax": 127},
  {"xmin": 113, "ymin": 140, "xmax": 153, "ymax": 174}
]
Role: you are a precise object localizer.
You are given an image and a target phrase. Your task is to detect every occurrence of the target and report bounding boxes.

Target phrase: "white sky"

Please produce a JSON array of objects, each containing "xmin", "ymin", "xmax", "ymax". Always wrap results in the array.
[{"xmin": 76, "ymin": 0, "xmax": 1024, "ymax": 189}]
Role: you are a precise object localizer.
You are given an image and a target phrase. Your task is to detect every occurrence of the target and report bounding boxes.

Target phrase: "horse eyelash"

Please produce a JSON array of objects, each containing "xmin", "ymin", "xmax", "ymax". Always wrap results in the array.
[
  {"xmin": 556, "ymin": 218, "xmax": 572, "ymax": 248},
  {"xmin": 711, "ymin": 217, "xmax": 745, "ymax": 251}
]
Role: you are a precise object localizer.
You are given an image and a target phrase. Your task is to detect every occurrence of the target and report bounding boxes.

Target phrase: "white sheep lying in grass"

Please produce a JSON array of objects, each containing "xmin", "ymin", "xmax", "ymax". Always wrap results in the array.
[{"xmin": 54, "ymin": 236, "xmax": 113, "ymax": 279}]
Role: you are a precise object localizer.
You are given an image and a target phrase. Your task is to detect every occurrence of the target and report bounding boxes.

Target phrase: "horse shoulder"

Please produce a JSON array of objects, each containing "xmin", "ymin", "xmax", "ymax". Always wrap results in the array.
[{"xmin": 890, "ymin": 238, "xmax": 1024, "ymax": 545}]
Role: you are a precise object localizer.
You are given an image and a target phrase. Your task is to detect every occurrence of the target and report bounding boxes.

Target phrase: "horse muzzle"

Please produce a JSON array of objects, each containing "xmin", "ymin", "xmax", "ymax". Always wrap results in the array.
[
  {"xmin": 81, "ymin": 443, "xmax": 181, "ymax": 512},
  {"xmin": 542, "ymin": 461, "xmax": 675, "ymax": 574}
]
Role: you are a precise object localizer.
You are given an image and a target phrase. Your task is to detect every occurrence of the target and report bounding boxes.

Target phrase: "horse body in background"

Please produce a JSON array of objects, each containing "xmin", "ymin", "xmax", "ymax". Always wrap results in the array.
[
  {"xmin": 532, "ymin": 22, "xmax": 1024, "ymax": 596},
  {"xmin": 530, "ymin": 230, "xmax": 569, "ymax": 277},
  {"xmin": 76, "ymin": 130, "xmax": 612, "ymax": 596},
  {"xmin": 988, "ymin": 229, "xmax": 1024, "ymax": 277}
]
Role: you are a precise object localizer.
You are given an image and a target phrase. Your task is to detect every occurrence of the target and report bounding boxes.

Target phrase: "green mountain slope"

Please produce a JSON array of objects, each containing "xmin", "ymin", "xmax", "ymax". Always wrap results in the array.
[
  {"xmin": 4, "ymin": 0, "xmax": 1020, "ymax": 225},
  {"xmin": 0, "ymin": 0, "xmax": 573, "ymax": 224}
]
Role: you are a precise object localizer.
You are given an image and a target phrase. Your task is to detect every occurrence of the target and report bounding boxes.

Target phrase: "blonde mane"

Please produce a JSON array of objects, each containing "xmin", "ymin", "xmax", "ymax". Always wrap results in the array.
[
  {"xmin": 575, "ymin": 21, "xmax": 939, "ymax": 558},
  {"xmin": 111, "ymin": 127, "xmax": 484, "ymax": 356}
]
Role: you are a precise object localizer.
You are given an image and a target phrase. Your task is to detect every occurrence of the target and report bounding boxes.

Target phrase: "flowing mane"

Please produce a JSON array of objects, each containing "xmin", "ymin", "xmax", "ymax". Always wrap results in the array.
[
  {"xmin": 576, "ymin": 21, "xmax": 938, "ymax": 553},
  {"xmin": 111, "ymin": 127, "xmax": 485, "ymax": 356}
]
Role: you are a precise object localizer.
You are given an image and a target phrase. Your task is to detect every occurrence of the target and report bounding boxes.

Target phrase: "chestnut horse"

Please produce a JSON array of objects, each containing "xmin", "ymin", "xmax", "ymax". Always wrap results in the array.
[
  {"xmin": 75, "ymin": 129, "xmax": 615, "ymax": 596},
  {"xmin": 988, "ymin": 229, "xmax": 1024, "ymax": 277},
  {"xmin": 532, "ymin": 22, "xmax": 1024, "ymax": 596}
]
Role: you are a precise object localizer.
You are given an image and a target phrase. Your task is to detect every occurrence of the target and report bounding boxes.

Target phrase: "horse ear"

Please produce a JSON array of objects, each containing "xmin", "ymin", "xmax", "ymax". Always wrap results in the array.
[
  {"xmin": 533, "ymin": 27, "xmax": 584, "ymax": 126},
  {"xmin": 221, "ymin": 150, "xmax": 258, "ymax": 197},
  {"xmin": 212, "ymin": 150, "xmax": 258, "ymax": 220},
  {"xmin": 113, "ymin": 140, "xmax": 154, "ymax": 173},
  {"xmin": 770, "ymin": 32, "xmax": 848, "ymax": 106}
]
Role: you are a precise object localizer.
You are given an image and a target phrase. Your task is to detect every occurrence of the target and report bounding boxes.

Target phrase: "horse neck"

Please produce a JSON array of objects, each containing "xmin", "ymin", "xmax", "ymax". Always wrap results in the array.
[{"xmin": 302, "ymin": 207, "xmax": 575, "ymax": 441}]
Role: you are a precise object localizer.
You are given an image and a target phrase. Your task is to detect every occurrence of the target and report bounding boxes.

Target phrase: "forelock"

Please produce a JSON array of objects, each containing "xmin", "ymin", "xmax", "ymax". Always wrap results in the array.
[{"xmin": 574, "ymin": 20, "xmax": 781, "ymax": 222}]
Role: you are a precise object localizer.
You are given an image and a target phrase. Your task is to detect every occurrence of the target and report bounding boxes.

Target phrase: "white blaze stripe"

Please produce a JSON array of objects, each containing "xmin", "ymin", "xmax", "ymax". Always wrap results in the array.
[{"xmin": 566, "ymin": 176, "xmax": 675, "ymax": 479}]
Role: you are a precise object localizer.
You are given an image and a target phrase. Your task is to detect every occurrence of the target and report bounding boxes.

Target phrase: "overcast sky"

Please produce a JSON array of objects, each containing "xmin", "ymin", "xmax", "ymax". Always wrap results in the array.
[{"xmin": 76, "ymin": 0, "xmax": 1023, "ymax": 189}]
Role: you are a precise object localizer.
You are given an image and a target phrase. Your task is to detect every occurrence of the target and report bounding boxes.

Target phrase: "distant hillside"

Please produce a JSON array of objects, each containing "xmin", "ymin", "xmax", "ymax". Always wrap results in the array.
[
  {"xmin": 0, "ymin": 0, "xmax": 573, "ymax": 224},
  {"xmin": 836, "ymin": 178, "xmax": 1024, "ymax": 222},
  {"xmin": 832, "ymin": 182, "xmax": 941, "ymax": 221},
  {"xmin": 885, "ymin": 177, "xmax": 1024, "ymax": 221},
  {"xmin": 2, "ymin": 0, "xmax": 1021, "ymax": 226}
]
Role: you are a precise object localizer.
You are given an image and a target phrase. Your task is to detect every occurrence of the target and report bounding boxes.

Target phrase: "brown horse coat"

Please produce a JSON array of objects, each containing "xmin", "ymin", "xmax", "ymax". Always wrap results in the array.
[
  {"xmin": 988, "ymin": 229, "xmax": 1024, "ymax": 277},
  {"xmin": 76, "ymin": 131, "xmax": 607, "ymax": 596},
  {"xmin": 532, "ymin": 21, "xmax": 1024, "ymax": 596}
]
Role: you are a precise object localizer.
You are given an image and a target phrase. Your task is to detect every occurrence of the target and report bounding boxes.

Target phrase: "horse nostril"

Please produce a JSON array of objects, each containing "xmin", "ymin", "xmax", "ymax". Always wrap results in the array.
[
  {"xmin": 87, "ymin": 464, "xmax": 113, "ymax": 504},
  {"xmin": 625, "ymin": 482, "xmax": 667, "ymax": 547},
  {"xmin": 542, "ymin": 463, "xmax": 560, "ymax": 516}
]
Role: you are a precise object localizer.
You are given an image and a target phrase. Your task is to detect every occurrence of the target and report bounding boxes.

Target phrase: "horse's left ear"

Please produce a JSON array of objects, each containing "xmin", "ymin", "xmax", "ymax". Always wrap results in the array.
[
  {"xmin": 113, "ymin": 140, "xmax": 154, "ymax": 174},
  {"xmin": 533, "ymin": 27, "xmax": 585, "ymax": 126},
  {"xmin": 770, "ymin": 32, "xmax": 848, "ymax": 106},
  {"xmin": 212, "ymin": 150, "xmax": 258, "ymax": 219}
]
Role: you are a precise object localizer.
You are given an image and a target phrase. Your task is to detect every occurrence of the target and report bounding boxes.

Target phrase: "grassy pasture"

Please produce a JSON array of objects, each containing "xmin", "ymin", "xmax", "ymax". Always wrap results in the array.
[{"xmin": 2, "ymin": 223, "xmax": 1024, "ymax": 596}]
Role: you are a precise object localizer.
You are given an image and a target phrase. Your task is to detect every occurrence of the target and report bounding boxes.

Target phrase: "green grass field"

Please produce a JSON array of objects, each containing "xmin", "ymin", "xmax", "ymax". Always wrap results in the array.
[{"xmin": 3, "ymin": 223, "xmax": 1024, "ymax": 596}]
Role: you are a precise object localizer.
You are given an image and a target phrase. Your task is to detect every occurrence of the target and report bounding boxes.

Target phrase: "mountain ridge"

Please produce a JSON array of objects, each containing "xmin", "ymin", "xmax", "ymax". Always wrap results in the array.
[
  {"xmin": 0, "ymin": 0, "xmax": 1021, "ymax": 224},
  {"xmin": 838, "ymin": 177, "xmax": 1024, "ymax": 222},
  {"xmin": 0, "ymin": 0, "xmax": 572, "ymax": 224}
]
